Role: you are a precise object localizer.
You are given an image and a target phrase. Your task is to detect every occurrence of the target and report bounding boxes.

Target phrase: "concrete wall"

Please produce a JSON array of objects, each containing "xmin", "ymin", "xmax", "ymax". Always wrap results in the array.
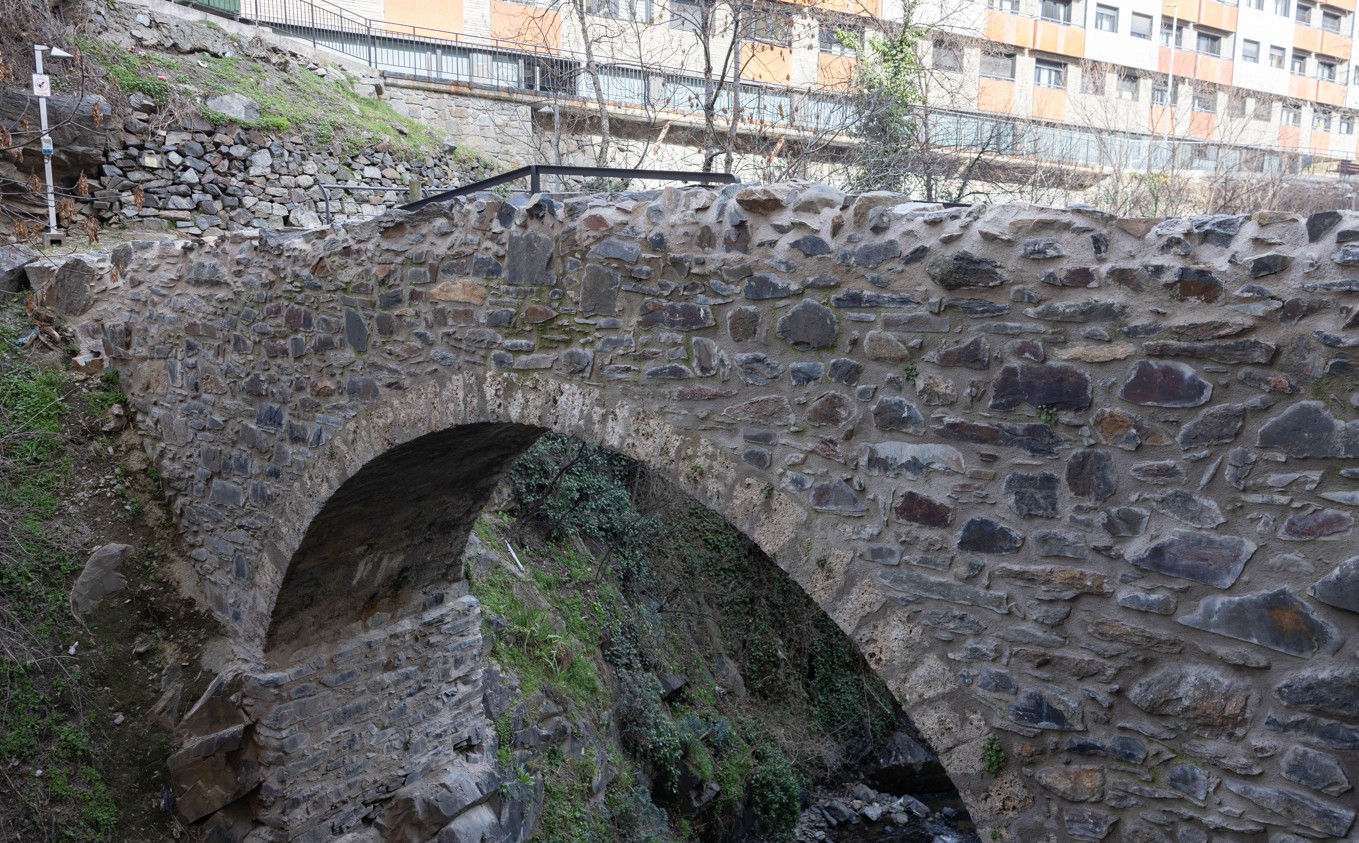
[{"xmin": 63, "ymin": 187, "xmax": 1359, "ymax": 842}]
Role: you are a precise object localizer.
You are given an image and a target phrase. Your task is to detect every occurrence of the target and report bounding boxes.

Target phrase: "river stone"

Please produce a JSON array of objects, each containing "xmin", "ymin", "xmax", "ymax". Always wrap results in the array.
[
  {"xmin": 1090, "ymin": 408, "xmax": 1170, "ymax": 450},
  {"xmin": 1308, "ymin": 210, "xmax": 1343, "ymax": 242},
  {"xmin": 776, "ymin": 300, "xmax": 837, "ymax": 349},
  {"xmin": 640, "ymin": 300, "xmax": 714, "ymax": 331},
  {"xmin": 1100, "ymin": 506, "xmax": 1148, "ymax": 537},
  {"xmin": 809, "ymin": 481, "xmax": 866, "ymax": 513},
  {"xmin": 1009, "ymin": 688, "xmax": 1083, "ymax": 730},
  {"xmin": 1023, "ymin": 301, "xmax": 1129, "ymax": 322},
  {"xmin": 1310, "ymin": 556, "xmax": 1359, "ymax": 614},
  {"xmin": 1143, "ymin": 339, "xmax": 1276, "ymax": 365},
  {"xmin": 934, "ymin": 418, "xmax": 1064, "ymax": 456},
  {"xmin": 1128, "ymin": 531, "xmax": 1255, "ymax": 587},
  {"xmin": 1247, "ymin": 252, "xmax": 1291, "ymax": 277},
  {"xmin": 1222, "ymin": 781, "xmax": 1355, "ymax": 838},
  {"xmin": 1168, "ymin": 764, "xmax": 1210, "ymax": 802},
  {"xmin": 743, "ymin": 275, "xmax": 802, "ymax": 300},
  {"xmin": 1004, "ymin": 472, "xmax": 1060, "ymax": 519},
  {"xmin": 877, "ymin": 568, "xmax": 1008, "ymax": 614},
  {"xmin": 807, "ymin": 392, "xmax": 856, "ymax": 427},
  {"xmin": 1281, "ymin": 746, "xmax": 1351, "ymax": 796},
  {"xmin": 1066, "ymin": 450, "xmax": 1116, "ymax": 502},
  {"xmin": 789, "ymin": 235, "xmax": 832, "ymax": 257},
  {"xmin": 1119, "ymin": 360, "xmax": 1212, "ymax": 407},
  {"xmin": 1036, "ymin": 765, "xmax": 1103, "ymax": 801},
  {"xmin": 871, "ymin": 397, "xmax": 925, "ymax": 434},
  {"xmin": 893, "ymin": 491, "xmax": 953, "ymax": 528},
  {"xmin": 1276, "ymin": 667, "xmax": 1359, "ymax": 720},
  {"xmin": 1063, "ymin": 808, "xmax": 1116, "ymax": 840},
  {"xmin": 1116, "ymin": 590, "xmax": 1176, "ymax": 614},
  {"xmin": 1257, "ymin": 401, "xmax": 1359, "ymax": 458},
  {"xmin": 930, "ymin": 336, "xmax": 990, "ymax": 369},
  {"xmin": 1178, "ymin": 403, "xmax": 1246, "ymax": 449},
  {"xmin": 860, "ymin": 442, "xmax": 965, "ymax": 479},
  {"xmin": 1278, "ymin": 509, "xmax": 1353, "ymax": 541},
  {"xmin": 926, "ymin": 251, "xmax": 1007, "ymax": 289},
  {"xmin": 1129, "ymin": 460, "xmax": 1185, "ymax": 484},
  {"xmin": 1144, "ymin": 490, "xmax": 1224, "ymax": 528},
  {"xmin": 507, "ymin": 231, "xmax": 554, "ymax": 284},
  {"xmin": 853, "ymin": 239, "xmax": 901, "ymax": 268},
  {"xmin": 989, "ymin": 363, "xmax": 1091, "ymax": 412},
  {"xmin": 957, "ymin": 517, "xmax": 1024, "ymax": 554},
  {"xmin": 863, "ymin": 330, "xmax": 911, "ymax": 361},
  {"xmin": 1163, "ymin": 267, "xmax": 1223, "ymax": 302},
  {"xmin": 1129, "ymin": 665, "xmax": 1252, "ymax": 739},
  {"xmin": 1179, "ymin": 588, "xmax": 1343, "ymax": 657}
]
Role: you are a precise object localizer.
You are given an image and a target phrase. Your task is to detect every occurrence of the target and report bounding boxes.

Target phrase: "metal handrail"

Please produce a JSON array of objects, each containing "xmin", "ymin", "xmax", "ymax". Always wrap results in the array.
[
  {"xmin": 400, "ymin": 165, "xmax": 739, "ymax": 210},
  {"xmin": 319, "ymin": 183, "xmax": 453, "ymax": 224}
]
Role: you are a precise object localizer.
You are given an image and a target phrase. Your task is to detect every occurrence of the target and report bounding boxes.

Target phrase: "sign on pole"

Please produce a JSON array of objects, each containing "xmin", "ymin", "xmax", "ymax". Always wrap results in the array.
[{"xmin": 31, "ymin": 73, "xmax": 51, "ymax": 97}]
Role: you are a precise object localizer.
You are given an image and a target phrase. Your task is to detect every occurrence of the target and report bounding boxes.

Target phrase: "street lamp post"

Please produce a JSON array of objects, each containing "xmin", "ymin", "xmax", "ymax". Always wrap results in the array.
[{"xmin": 33, "ymin": 44, "xmax": 73, "ymax": 245}]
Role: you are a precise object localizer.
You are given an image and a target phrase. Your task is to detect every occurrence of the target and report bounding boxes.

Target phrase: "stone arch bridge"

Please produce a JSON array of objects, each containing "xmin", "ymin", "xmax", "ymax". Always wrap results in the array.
[{"xmin": 70, "ymin": 184, "xmax": 1359, "ymax": 842}]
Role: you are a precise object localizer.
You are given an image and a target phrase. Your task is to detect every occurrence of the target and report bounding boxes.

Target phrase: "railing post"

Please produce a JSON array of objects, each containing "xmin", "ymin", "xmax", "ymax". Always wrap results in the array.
[
  {"xmin": 311, "ymin": 0, "xmax": 316, "ymax": 48},
  {"xmin": 530, "ymin": 165, "xmax": 540, "ymax": 194},
  {"xmin": 368, "ymin": 21, "xmax": 375, "ymax": 67}
]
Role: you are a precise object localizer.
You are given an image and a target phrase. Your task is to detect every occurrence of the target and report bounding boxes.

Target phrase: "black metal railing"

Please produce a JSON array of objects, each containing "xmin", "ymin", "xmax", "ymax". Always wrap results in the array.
[{"xmin": 400, "ymin": 165, "xmax": 739, "ymax": 211}]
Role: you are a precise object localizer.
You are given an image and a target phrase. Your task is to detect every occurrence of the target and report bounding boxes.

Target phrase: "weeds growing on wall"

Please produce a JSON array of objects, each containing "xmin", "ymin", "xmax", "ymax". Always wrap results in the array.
[{"xmin": 472, "ymin": 433, "xmax": 903, "ymax": 842}]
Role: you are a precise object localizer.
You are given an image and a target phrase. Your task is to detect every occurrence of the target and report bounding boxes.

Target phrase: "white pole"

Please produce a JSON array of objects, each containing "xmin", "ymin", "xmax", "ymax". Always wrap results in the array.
[
  {"xmin": 1163, "ymin": 5, "xmax": 1178, "ymax": 170},
  {"xmin": 35, "ymin": 44, "xmax": 60, "ymax": 239}
]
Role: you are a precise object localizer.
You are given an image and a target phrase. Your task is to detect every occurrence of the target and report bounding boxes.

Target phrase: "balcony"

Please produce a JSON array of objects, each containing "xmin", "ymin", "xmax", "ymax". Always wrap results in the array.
[
  {"xmin": 1161, "ymin": 0, "xmax": 1238, "ymax": 31},
  {"xmin": 984, "ymin": 10, "xmax": 1086, "ymax": 56},
  {"xmin": 1293, "ymin": 24, "xmax": 1352, "ymax": 59}
]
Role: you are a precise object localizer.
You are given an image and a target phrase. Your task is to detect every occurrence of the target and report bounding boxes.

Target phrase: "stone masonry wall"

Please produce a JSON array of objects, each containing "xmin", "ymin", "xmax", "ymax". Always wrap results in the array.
[{"xmin": 65, "ymin": 185, "xmax": 1359, "ymax": 843}]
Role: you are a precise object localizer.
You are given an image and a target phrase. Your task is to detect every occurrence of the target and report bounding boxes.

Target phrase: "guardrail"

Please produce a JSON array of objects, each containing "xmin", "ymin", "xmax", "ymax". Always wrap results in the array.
[{"xmin": 399, "ymin": 164, "xmax": 739, "ymax": 211}]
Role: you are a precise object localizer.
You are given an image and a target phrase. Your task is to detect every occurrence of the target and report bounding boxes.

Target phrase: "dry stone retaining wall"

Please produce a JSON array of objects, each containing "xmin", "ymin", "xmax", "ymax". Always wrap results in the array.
[{"xmin": 67, "ymin": 185, "xmax": 1359, "ymax": 842}]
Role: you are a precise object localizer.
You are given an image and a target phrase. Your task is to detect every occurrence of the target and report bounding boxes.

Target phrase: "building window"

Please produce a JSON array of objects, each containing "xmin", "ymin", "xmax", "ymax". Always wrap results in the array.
[
  {"xmin": 1292, "ymin": 50, "xmax": 1309, "ymax": 74},
  {"xmin": 1083, "ymin": 67, "xmax": 1106, "ymax": 94},
  {"xmin": 748, "ymin": 10, "xmax": 792, "ymax": 45},
  {"xmin": 1193, "ymin": 90, "xmax": 1217, "ymax": 112},
  {"xmin": 1315, "ymin": 110, "xmax": 1333, "ymax": 130},
  {"xmin": 1246, "ymin": 0, "xmax": 1263, "ymax": 8},
  {"xmin": 980, "ymin": 51, "xmax": 1017, "ymax": 80},
  {"xmin": 1341, "ymin": 114, "xmax": 1355, "ymax": 133},
  {"xmin": 1117, "ymin": 73, "xmax": 1138, "ymax": 99},
  {"xmin": 1131, "ymin": 13, "xmax": 1153, "ymax": 37},
  {"xmin": 1227, "ymin": 95, "xmax": 1247, "ymax": 117},
  {"xmin": 1161, "ymin": 20, "xmax": 1184, "ymax": 46},
  {"xmin": 1275, "ymin": 0, "xmax": 1289, "ymax": 14},
  {"xmin": 1035, "ymin": 59, "xmax": 1066, "ymax": 88},
  {"xmin": 1095, "ymin": 4, "xmax": 1119, "ymax": 30},
  {"xmin": 1197, "ymin": 31, "xmax": 1222, "ymax": 55},
  {"xmin": 1319, "ymin": 60, "xmax": 1338, "ymax": 80},
  {"xmin": 1323, "ymin": 9, "xmax": 1344, "ymax": 30},
  {"xmin": 1254, "ymin": 98, "xmax": 1272, "ymax": 120},
  {"xmin": 988, "ymin": 0, "xmax": 1020, "ymax": 10},
  {"xmin": 933, "ymin": 40, "xmax": 962, "ymax": 71},
  {"xmin": 591, "ymin": 0, "xmax": 652, "ymax": 21},
  {"xmin": 1242, "ymin": 39, "xmax": 1260, "ymax": 62},
  {"xmin": 1041, "ymin": 0, "xmax": 1073, "ymax": 23},
  {"xmin": 1282, "ymin": 104, "xmax": 1302, "ymax": 125},
  {"xmin": 1269, "ymin": 45, "xmax": 1286, "ymax": 67},
  {"xmin": 819, "ymin": 22, "xmax": 861, "ymax": 54},
  {"xmin": 672, "ymin": 0, "xmax": 702, "ymax": 31},
  {"xmin": 1152, "ymin": 80, "xmax": 1181, "ymax": 105},
  {"xmin": 1295, "ymin": 2, "xmax": 1313, "ymax": 23}
]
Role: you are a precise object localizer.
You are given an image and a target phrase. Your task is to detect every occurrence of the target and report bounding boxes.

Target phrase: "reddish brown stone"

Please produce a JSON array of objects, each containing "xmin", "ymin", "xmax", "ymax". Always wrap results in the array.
[
  {"xmin": 1163, "ymin": 267, "xmax": 1223, "ymax": 302},
  {"xmin": 522, "ymin": 305, "xmax": 558, "ymax": 324},
  {"xmin": 1119, "ymin": 360, "xmax": 1212, "ymax": 408},
  {"xmin": 1279, "ymin": 509, "xmax": 1354, "ymax": 541},
  {"xmin": 893, "ymin": 491, "xmax": 954, "ymax": 528},
  {"xmin": 807, "ymin": 392, "xmax": 856, "ymax": 427}
]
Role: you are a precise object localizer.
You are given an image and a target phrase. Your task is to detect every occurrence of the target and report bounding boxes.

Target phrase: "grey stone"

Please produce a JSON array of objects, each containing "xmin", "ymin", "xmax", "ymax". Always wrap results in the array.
[
  {"xmin": 1100, "ymin": 506, "xmax": 1148, "ymax": 537},
  {"xmin": 1310, "ymin": 555, "xmax": 1359, "ymax": 614},
  {"xmin": 878, "ymin": 568, "xmax": 1009, "ymax": 614},
  {"xmin": 775, "ymin": 299, "xmax": 837, "ymax": 349},
  {"xmin": 1117, "ymin": 590, "xmax": 1176, "ymax": 615},
  {"xmin": 1178, "ymin": 403, "xmax": 1246, "ymax": 449},
  {"xmin": 1144, "ymin": 490, "xmax": 1224, "ymax": 528},
  {"xmin": 1120, "ymin": 360, "xmax": 1213, "ymax": 407},
  {"xmin": 1258, "ymin": 401, "xmax": 1359, "ymax": 458},
  {"xmin": 870, "ymin": 397, "xmax": 924, "ymax": 434},
  {"xmin": 1009, "ymin": 688, "xmax": 1084, "ymax": 730},
  {"xmin": 206, "ymin": 92, "xmax": 259, "ymax": 122},
  {"xmin": 579, "ymin": 265, "xmax": 620, "ymax": 315},
  {"xmin": 71, "ymin": 543, "xmax": 135, "ymax": 616},
  {"xmin": 926, "ymin": 251, "xmax": 1008, "ymax": 289},
  {"xmin": 1066, "ymin": 450, "xmax": 1116, "ymax": 502},
  {"xmin": 1281, "ymin": 746, "xmax": 1351, "ymax": 796},
  {"xmin": 1276, "ymin": 667, "xmax": 1359, "ymax": 720},
  {"xmin": 1024, "ymin": 301, "xmax": 1129, "ymax": 322},
  {"xmin": 0, "ymin": 244, "xmax": 36, "ymax": 293},
  {"xmin": 1003, "ymin": 472, "xmax": 1060, "ymax": 519},
  {"xmin": 1179, "ymin": 588, "xmax": 1343, "ymax": 657},
  {"xmin": 1127, "ymin": 531, "xmax": 1255, "ymax": 587},
  {"xmin": 957, "ymin": 517, "xmax": 1025, "ymax": 553},
  {"xmin": 989, "ymin": 363, "xmax": 1092, "ymax": 412},
  {"xmin": 1221, "ymin": 781, "xmax": 1354, "ymax": 838},
  {"xmin": 1128, "ymin": 664, "xmax": 1253, "ymax": 739}
]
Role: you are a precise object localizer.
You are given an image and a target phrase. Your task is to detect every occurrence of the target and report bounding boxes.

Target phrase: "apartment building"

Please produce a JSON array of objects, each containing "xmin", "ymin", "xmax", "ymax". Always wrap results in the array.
[{"xmin": 257, "ymin": 0, "xmax": 1359, "ymax": 178}]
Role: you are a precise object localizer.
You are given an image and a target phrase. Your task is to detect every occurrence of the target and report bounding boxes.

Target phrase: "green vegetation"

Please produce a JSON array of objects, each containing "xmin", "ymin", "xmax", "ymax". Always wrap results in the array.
[
  {"xmin": 472, "ymin": 433, "xmax": 903, "ymax": 842},
  {"xmin": 76, "ymin": 34, "xmax": 451, "ymax": 160},
  {"xmin": 1036, "ymin": 405, "xmax": 1061, "ymax": 425},
  {"xmin": 982, "ymin": 735, "xmax": 1007, "ymax": 777},
  {"xmin": 0, "ymin": 308, "xmax": 112, "ymax": 840}
]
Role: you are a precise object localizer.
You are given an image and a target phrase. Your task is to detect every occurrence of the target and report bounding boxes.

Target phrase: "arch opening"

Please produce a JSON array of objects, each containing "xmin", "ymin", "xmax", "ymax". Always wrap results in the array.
[{"xmin": 250, "ymin": 422, "xmax": 974, "ymax": 842}]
